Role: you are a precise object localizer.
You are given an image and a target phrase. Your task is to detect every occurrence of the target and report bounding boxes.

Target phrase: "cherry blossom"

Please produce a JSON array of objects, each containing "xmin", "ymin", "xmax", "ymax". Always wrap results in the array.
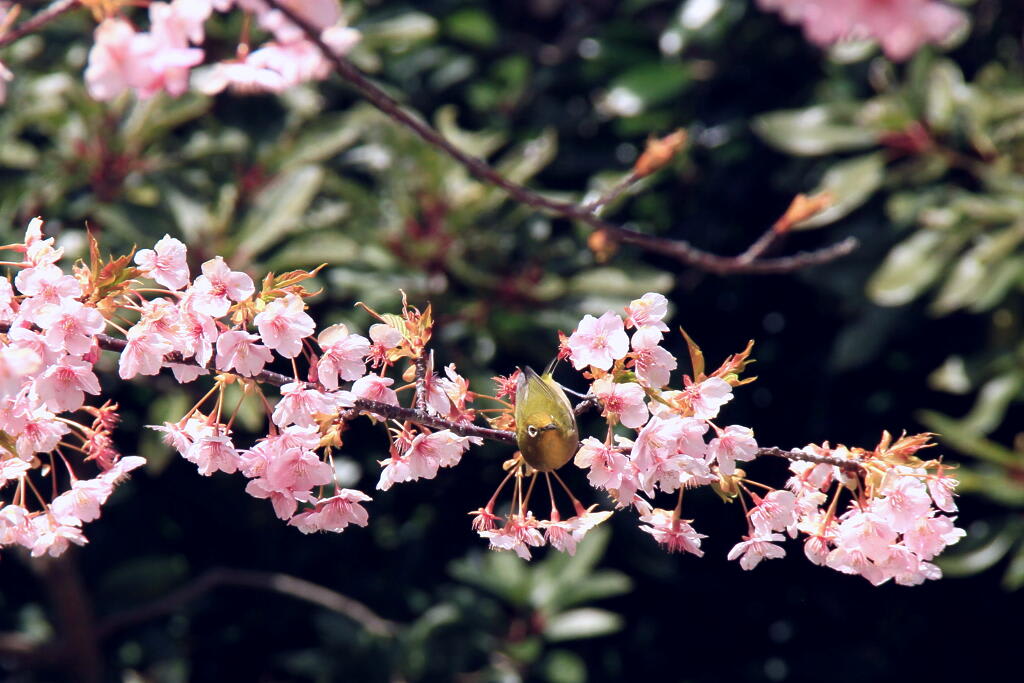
[
  {"xmin": 191, "ymin": 256, "xmax": 256, "ymax": 317},
  {"xmin": 683, "ymin": 376, "xmax": 733, "ymax": 420},
  {"xmin": 135, "ymin": 234, "xmax": 190, "ymax": 290},
  {"xmin": 351, "ymin": 374, "xmax": 399, "ymax": 406},
  {"xmin": 624, "ymin": 292, "xmax": 669, "ymax": 333},
  {"xmin": 565, "ymin": 311, "xmax": 630, "ymax": 371},
  {"xmin": 707, "ymin": 425, "xmax": 758, "ymax": 476},
  {"xmin": 592, "ymin": 377, "xmax": 649, "ymax": 428},
  {"xmin": 255, "ymin": 294, "xmax": 315, "ymax": 358},
  {"xmin": 290, "ymin": 489, "xmax": 372, "ymax": 533},
  {"xmin": 728, "ymin": 533, "xmax": 787, "ymax": 570},
  {"xmin": 757, "ymin": 0, "xmax": 966, "ymax": 62},
  {"xmin": 639, "ymin": 509, "xmax": 706, "ymax": 556},
  {"xmin": 630, "ymin": 326, "xmax": 676, "ymax": 388},
  {"xmin": 316, "ymin": 324, "xmax": 370, "ymax": 389},
  {"xmin": 215, "ymin": 330, "xmax": 274, "ymax": 377},
  {"xmin": 34, "ymin": 356, "xmax": 102, "ymax": 412}
]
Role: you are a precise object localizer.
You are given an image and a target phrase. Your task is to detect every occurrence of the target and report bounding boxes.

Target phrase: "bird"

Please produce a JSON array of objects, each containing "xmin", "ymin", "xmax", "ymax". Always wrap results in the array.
[{"xmin": 514, "ymin": 364, "xmax": 579, "ymax": 471}]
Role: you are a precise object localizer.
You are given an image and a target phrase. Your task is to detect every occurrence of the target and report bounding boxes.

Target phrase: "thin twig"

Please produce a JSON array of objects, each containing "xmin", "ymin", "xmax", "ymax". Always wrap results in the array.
[
  {"xmin": 582, "ymin": 171, "xmax": 642, "ymax": 215},
  {"xmin": 97, "ymin": 567, "xmax": 398, "ymax": 639},
  {"xmin": 261, "ymin": 0, "xmax": 858, "ymax": 277},
  {"xmin": 736, "ymin": 226, "xmax": 783, "ymax": 264},
  {"xmin": 0, "ymin": 0, "xmax": 79, "ymax": 49}
]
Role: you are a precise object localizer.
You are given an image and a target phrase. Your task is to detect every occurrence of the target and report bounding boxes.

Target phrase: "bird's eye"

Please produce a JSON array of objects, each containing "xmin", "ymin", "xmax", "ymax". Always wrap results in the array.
[{"xmin": 526, "ymin": 425, "xmax": 539, "ymax": 437}]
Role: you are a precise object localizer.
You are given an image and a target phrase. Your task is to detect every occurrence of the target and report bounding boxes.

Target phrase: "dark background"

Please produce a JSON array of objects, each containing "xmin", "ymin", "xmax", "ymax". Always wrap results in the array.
[{"xmin": 0, "ymin": 1, "xmax": 1019, "ymax": 681}]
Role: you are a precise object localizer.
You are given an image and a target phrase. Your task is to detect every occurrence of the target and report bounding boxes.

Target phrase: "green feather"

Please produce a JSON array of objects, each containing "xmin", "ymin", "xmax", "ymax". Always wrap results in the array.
[{"xmin": 514, "ymin": 366, "xmax": 579, "ymax": 471}]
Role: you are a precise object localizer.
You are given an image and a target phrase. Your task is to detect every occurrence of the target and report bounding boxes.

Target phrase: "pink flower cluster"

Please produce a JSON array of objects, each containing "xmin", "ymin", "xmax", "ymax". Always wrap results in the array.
[
  {"xmin": 558, "ymin": 295, "xmax": 962, "ymax": 584},
  {"xmin": 757, "ymin": 0, "xmax": 966, "ymax": 61},
  {"xmin": 84, "ymin": 0, "xmax": 360, "ymax": 101},
  {"xmin": 0, "ymin": 220, "xmax": 145, "ymax": 557},
  {"xmin": 0, "ymin": 223, "xmax": 964, "ymax": 581}
]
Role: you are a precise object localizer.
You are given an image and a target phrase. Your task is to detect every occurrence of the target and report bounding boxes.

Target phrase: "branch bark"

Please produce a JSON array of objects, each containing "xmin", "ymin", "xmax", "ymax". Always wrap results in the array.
[
  {"xmin": 97, "ymin": 567, "xmax": 398, "ymax": 639},
  {"xmin": 0, "ymin": 0, "xmax": 79, "ymax": 49},
  {"xmin": 261, "ymin": 0, "xmax": 858, "ymax": 276}
]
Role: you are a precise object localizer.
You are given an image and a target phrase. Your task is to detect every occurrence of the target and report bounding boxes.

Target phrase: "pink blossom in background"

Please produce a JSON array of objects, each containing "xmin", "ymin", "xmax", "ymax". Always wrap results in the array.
[{"xmin": 757, "ymin": 0, "xmax": 967, "ymax": 62}]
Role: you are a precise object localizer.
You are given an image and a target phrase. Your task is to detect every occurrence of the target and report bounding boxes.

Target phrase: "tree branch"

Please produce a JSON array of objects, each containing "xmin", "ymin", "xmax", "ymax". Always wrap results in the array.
[
  {"xmin": 261, "ymin": 0, "xmax": 857, "ymax": 276},
  {"xmin": 97, "ymin": 567, "xmax": 398, "ymax": 639},
  {"xmin": 1, "ymin": 322, "xmax": 864, "ymax": 471},
  {"xmin": 0, "ymin": 0, "xmax": 79, "ymax": 49}
]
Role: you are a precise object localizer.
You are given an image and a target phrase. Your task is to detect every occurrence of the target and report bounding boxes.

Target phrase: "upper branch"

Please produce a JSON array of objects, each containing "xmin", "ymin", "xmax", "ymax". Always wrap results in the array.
[
  {"xmin": 261, "ymin": 0, "xmax": 857, "ymax": 277},
  {"xmin": 0, "ymin": 0, "xmax": 80, "ymax": 49}
]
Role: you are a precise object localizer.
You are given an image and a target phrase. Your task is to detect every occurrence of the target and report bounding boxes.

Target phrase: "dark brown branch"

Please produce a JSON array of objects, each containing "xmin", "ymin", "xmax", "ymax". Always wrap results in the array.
[
  {"xmin": 758, "ymin": 446, "xmax": 865, "ymax": 473},
  {"xmin": 97, "ymin": 567, "xmax": 398, "ymax": 639},
  {"xmin": 0, "ymin": 0, "xmax": 79, "ymax": 49},
  {"xmin": 0, "ymin": 323, "xmax": 865, "ymax": 467},
  {"xmin": 261, "ymin": 0, "xmax": 858, "ymax": 277},
  {"xmin": 29, "ymin": 551, "xmax": 102, "ymax": 683},
  {"xmin": 83, "ymin": 328, "xmax": 517, "ymax": 444},
  {"xmin": 582, "ymin": 172, "xmax": 642, "ymax": 215}
]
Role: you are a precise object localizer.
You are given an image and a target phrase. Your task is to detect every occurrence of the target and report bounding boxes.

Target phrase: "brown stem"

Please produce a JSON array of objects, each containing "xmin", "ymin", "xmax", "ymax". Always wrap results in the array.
[
  {"xmin": 758, "ymin": 446, "xmax": 865, "ymax": 473},
  {"xmin": 413, "ymin": 353, "xmax": 428, "ymax": 413},
  {"xmin": 260, "ymin": 0, "xmax": 858, "ymax": 276},
  {"xmin": 97, "ymin": 567, "xmax": 398, "ymax": 639},
  {"xmin": 0, "ymin": 0, "xmax": 80, "ymax": 49},
  {"xmin": 30, "ymin": 550, "xmax": 103, "ymax": 683}
]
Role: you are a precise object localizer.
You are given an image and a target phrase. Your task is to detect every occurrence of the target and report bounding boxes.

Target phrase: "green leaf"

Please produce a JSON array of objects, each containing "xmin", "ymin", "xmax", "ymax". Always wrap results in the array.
[
  {"xmin": 234, "ymin": 165, "xmax": 324, "ymax": 263},
  {"xmin": 602, "ymin": 63, "xmax": 691, "ymax": 115},
  {"xmin": 1002, "ymin": 542, "xmax": 1024, "ymax": 590},
  {"xmin": 795, "ymin": 153, "xmax": 886, "ymax": 229},
  {"xmin": 542, "ymin": 650, "xmax": 588, "ymax": 683},
  {"xmin": 938, "ymin": 525, "xmax": 1018, "ymax": 577},
  {"xmin": 917, "ymin": 410, "xmax": 1020, "ymax": 466},
  {"xmin": 435, "ymin": 105, "xmax": 507, "ymax": 159},
  {"xmin": 544, "ymin": 608, "xmax": 623, "ymax": 641},
  {"xmin": 924, "ymin": 60, "xmax": 967, "ymax": 134},
  {"xmin": 867, "ymin": 230, "xmax": 967, "ymax": 307},
  {"xmin": 931, "ymin": 222, "xmax": 1024, "ymax": 314},
  {"xmin": 545, "ymin": 571, "xmax": 633, "ymax": 612},
  {"xmin": 957, "ymin": 373, "xmax": 1024, "ymax": 435},
  {"xmin": 753, "ymin": 105, "xmax": 879, "ymax": 156},
  {"xmin": 445, "ymin": 8, "xmax": 499, "ymax": 48}
]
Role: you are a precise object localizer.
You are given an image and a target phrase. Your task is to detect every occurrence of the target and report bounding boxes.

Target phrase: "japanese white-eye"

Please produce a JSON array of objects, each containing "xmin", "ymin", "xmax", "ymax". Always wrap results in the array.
[{"xmin": 514, "ymin": 366, "xmax": 579, "ymax": 471}]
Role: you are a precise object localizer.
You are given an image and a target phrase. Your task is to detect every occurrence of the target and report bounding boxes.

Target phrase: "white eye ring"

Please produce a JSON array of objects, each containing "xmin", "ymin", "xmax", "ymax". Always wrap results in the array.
[{"xmin": 527, "ymin": 425, "xmax": 539, "ymax": 437}]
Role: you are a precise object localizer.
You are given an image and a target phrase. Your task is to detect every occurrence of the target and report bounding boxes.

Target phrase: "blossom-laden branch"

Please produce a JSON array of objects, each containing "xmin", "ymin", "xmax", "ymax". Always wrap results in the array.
[
  {"xmin": 0, "ymin": 221, "xmax": 963, "ymax": 586},
  {"xmin": 0, "ymin": 0, "xmax": 857, "ymax": 274}
]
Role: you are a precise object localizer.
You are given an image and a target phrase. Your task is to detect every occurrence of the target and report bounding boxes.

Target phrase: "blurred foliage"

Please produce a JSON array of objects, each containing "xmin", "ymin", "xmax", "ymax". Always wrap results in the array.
[
  {"xmin": 755, "ymin": 0, "xmax": 1024, "ymax": 589},
  {"xmin": 3, "ymin": 0, "xmax": 1024, "ymax": 681}
]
